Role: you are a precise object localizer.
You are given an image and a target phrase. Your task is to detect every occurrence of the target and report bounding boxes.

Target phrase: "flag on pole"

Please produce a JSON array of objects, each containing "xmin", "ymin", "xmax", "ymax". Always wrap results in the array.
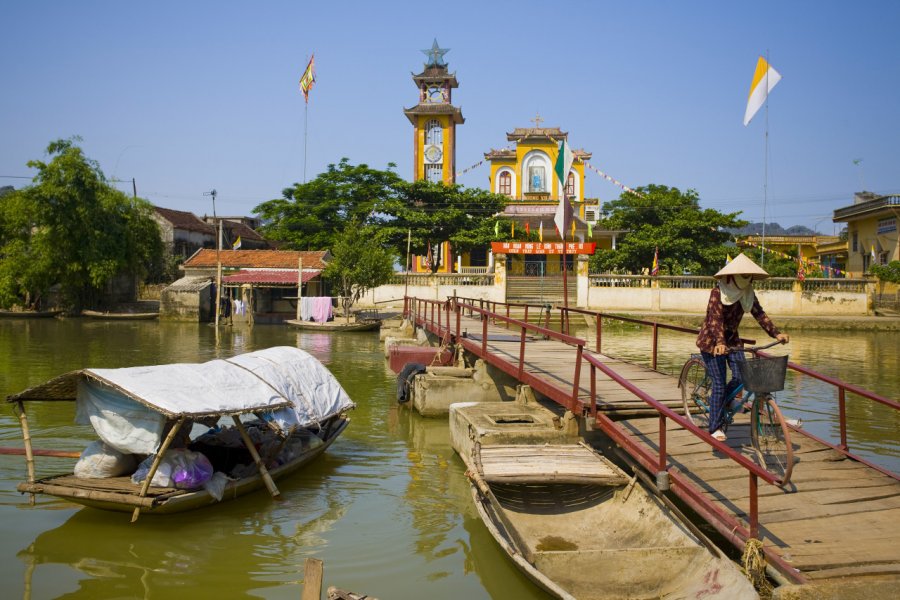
[
  {"xmin": 743, "ymin": 56, "xmax": 781, "ymax": 126},
  {"xmin": 299, "ymin": 54, "xmax": 316, "ymax": 103},
  {"xmin": 525, "ymin": 221, "xmax": 530, "ymax": 236},
  {"xmin": 232, "ymin": 236, "xmax": 242, "ymax": 250},
  {"xmin": 571, "ymin": 220, "xmax": 576, "ymax": 241},
  {"xmin": 587, "ymin": 221, "xmax": 593, "ymax": 238},
  {"xmin": 871, "ymin": 245, "xmax": 877, "ymax": 260},
  {"xmin": 539, "ymin": 221, "xmax": 543, "ymax": 242},
  {"xmin": 651, "ymin": 247, "xmax": 659, "ymax": 276},
  {"xmin": 797, "ymin": 260, "xmax": 805, "ymax": 281},
  {"xmin": 554, "ymin": 140, "xmax": 575, "ymax": 236},
  {"xmin": 726, "ymin": 253, "xmax": 733, "ymax": 263},
  {"xmin": 494, "ymin": 221, "xmax": 499, "ymax": 237},
  {"xmin": 511, "ymin": 221, "xmax": 515, "ymax": 236}
]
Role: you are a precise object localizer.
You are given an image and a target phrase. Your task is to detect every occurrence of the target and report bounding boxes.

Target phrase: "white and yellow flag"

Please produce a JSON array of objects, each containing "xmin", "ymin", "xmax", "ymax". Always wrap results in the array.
[{"xmin": 743, "ymin": 56, "xmax": 781, "ymax": 126}]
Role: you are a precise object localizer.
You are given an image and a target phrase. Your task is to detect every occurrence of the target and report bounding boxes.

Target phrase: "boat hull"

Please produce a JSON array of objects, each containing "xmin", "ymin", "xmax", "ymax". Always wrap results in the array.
[
  {"xmin": 18, "ymin": 418, "xmax": 349, "ymax": 515},
  {"xmin": 286, "ymin": 320, "xmax": 379, "ymax": 332},
  {"xmin": 81, "ymin": 310, "xmax": 158, "ymax": 320}
]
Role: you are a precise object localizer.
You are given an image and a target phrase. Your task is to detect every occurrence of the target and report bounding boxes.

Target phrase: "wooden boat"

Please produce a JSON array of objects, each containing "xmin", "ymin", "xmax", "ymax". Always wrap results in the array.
[
  {"xmin": 286, "ymin": 318, "xmax": 380, "ymax": 332},
  {"xmin": 450, "ymin": 400, "xmax": 758, "ymax": 600},
  {"xmin": 0, "ymin": 309, "xmax": 61, "ymax": 319},
  {"xmin": 81, "ymin": 309, "xmax": 159, "ymax": 320},
  {"xmin": 6, "ymin": 346, "xmax": 355, "ymax": 520}
]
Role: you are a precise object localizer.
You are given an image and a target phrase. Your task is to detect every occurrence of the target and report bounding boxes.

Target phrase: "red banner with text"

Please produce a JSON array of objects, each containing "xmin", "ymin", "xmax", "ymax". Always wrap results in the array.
[{"xmin": 491, "ymin": 242, "xmax": 597, "ymax": 255}]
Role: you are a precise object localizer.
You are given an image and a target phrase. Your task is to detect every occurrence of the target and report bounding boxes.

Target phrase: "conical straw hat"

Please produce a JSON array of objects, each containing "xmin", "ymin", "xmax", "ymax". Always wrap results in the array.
[{"xmin": 714, "ymin": 253, "xmax": 769, "ymax": 280}]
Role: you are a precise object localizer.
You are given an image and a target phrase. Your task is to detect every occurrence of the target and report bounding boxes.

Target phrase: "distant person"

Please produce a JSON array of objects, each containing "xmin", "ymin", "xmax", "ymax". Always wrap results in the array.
[{"xmin": 696, "ymin": 254, "xmax": 789, "ymax": 441}]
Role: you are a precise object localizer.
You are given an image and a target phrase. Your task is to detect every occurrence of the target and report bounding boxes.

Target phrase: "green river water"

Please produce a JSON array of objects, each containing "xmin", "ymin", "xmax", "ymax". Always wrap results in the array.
[{"xmin": 0, "ymin": 318, "xmax": 897, "ymax": 599}]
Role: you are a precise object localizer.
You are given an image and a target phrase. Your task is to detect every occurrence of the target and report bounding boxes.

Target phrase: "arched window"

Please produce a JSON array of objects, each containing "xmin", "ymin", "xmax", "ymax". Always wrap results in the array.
[
  {"xmin": 522, "ymin": 151, "xmax": 551, "ymax": 194},
  {"xmin": 425, "ymin": 164, "xmax": 443, "ymax": 183},
  {"xmin": 425, "ymin": 120, "xmax": 442, "ymax": 146},
  {"xmin": 566, "ymin": 173, "xmax": 576, "ymax": 197},
  {"xmin": 499, "ymin": 171, "xmax": 512, "ymax": 196}
]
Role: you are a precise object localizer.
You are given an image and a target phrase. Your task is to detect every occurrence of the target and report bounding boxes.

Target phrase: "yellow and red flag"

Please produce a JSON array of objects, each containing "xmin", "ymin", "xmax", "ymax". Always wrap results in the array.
[
  {"xmin": 651, "ymin": 247, "xmax": 659, "ymax": 276},
  {"xmin": 299, "ymin": 54, "xmax": 316, "ymax": 103}
]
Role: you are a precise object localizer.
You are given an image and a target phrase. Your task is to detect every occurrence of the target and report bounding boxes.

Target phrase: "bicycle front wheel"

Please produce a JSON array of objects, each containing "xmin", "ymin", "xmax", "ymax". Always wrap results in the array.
[
  {"xmin": 750, "ymin": 395, "xmax": 794, "ymax": 485},
  {"xmin": 679, "ymin": 358, "xmax": 711, "ymax": 429}
]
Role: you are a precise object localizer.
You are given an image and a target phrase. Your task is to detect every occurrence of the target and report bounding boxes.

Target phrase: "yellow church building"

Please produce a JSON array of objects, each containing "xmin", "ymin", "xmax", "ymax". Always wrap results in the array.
[{"xmin": 404, "ymin": 40, "xmax": 615, "ymax": 275}]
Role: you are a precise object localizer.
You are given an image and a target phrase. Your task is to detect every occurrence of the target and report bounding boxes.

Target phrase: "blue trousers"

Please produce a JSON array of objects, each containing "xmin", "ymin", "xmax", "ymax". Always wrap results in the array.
[{"xmin": 700, "ymin": 351, "xmax": 745, "ymax": 433}]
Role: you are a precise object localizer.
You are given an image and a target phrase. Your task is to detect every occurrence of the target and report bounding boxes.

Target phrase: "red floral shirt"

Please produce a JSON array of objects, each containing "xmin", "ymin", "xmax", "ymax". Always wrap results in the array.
[{"xmin": 696, "ymin": 286, "xmax": 780, "ymax": 353}]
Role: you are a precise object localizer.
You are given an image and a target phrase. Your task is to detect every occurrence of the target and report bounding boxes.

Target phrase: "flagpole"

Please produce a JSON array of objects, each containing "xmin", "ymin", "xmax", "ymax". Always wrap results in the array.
[
  {"xmin": 561, "ymin": 188, "xmax": 569, "ymax": 335},
  {"xmin": 761, "ymin": 50, "xmax": 770, "ymax": 268},
  {"xmin": 303, "ymin": 101, "xmax": 309, "ymax": 184}
]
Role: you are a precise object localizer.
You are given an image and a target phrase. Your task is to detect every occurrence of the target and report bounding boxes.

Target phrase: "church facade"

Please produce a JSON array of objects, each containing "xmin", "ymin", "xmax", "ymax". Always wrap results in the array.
[{"xmin": 404, "ymin": 41, "xmax": 615, "ymax": 275}]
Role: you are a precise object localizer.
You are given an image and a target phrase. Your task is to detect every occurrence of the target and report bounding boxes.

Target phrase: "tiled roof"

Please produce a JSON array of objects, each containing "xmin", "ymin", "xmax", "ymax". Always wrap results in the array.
[
  {"xmin": 225, "ymin": 221, "xmax": 264, "ymax": 242},
  {"xmin": 183, "ymin": 249, "xmax": 329, "ymax": 269},
  {"xmin": 223, "ymin": 269, "xmax": 321, "ymax": 285},
  {"xmin": 165, "ymin": 276, "xmax": 213, "ymax": 292},
  {"xmin": 154, "ymin": 206, "xmax": 215, "ymax": 234}
]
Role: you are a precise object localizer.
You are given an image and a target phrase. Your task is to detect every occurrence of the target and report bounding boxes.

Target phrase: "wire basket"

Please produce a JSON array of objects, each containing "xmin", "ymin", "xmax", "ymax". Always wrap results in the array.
[{"xmin": 738, "ymin": 354, "xmax": 788, "ymax": 393}]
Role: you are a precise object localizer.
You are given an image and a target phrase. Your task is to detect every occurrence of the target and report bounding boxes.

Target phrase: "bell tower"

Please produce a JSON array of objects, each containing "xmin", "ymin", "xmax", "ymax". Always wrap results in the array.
[{"xmin": 404, "ymin": 39, "xmax": 464, "ymax": 184}]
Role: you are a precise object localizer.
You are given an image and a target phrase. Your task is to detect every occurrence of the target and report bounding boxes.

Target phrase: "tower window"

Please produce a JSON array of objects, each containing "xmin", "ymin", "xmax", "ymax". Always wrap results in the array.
[
  {"xmin": 425, "ymin": 120, "xmax": 442, "ymax": 146},
  {"xmin": 425, "ymin": 164, "xmax": 443, "ymax": 183},
  {"xmin": 499, "ymin": 171, "xmax": 512, "ymax": 196},
  {"xmin": 566, "ymin": 173, "xmax": 576, "ymax": 197}
]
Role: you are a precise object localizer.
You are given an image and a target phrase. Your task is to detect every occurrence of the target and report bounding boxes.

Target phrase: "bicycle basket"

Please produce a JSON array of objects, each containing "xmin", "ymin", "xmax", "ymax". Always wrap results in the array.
[{"xmin": 738, "ymin": 354, "xmax": 788, "ymax": 393}]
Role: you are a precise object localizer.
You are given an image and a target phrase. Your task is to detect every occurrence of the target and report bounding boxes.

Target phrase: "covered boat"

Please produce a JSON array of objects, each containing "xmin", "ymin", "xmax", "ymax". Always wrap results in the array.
[{"xmin": 6, "ymin": 346, "xmax": 355, "ymax": 521}]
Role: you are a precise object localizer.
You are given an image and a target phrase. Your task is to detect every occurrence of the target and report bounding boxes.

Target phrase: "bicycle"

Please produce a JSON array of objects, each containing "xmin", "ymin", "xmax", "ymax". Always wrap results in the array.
[{"xmin": 678, "ymin": 340, "xmax": 795, "ymax": 485}]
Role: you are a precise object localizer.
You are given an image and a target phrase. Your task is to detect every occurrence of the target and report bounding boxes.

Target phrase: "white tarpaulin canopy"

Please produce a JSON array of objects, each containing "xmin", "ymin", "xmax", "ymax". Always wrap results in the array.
[{"xmin": 12, "ymin": 346, "xmax": 355, "ymax": 455}]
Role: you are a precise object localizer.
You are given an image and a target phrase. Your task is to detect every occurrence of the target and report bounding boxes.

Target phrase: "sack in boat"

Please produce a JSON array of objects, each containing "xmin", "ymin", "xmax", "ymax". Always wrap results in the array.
[
  {"xmin": 74, "ymin": 440, "xmax": 138, "ymax": 479},
  {"xmin": 132, "ymin": 449, "xmax": 214, "ymax": 489}
]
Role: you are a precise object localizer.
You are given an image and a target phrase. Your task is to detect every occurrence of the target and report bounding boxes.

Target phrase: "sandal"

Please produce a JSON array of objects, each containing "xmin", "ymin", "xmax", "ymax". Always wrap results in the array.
[{"xmin": 711, "ymin": 430, "xmax": 727, "ymax": 441}]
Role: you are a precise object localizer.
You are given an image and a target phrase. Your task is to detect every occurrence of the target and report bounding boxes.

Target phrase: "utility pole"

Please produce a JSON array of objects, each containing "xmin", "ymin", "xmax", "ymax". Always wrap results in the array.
[{"xmin": 204, "ymin": 189, "xmax": 221, "ymax": 329}]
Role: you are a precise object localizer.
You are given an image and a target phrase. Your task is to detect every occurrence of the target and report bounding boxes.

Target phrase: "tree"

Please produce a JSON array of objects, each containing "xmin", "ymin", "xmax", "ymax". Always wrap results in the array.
[
  {"xmin": 589, "ymin": 185, "xmax": 746, "ymax": 275},
  {"xmin": 870, "ymin": 260, "xmax": 900, "ymax": 283},
  {"xmin": 376, "ymin": 179, "xmax": 510, "ymax": 273},
  {"xmin": 0, "ymin": 138, "xmax": 164, "ymax": 310},
  {"xmin": 254, "ymin": 159, "xmax": 404, "ymax": 250},
  {"xmin": 323, "ymin": 221, "xmax": 396, "ymax": 320}
]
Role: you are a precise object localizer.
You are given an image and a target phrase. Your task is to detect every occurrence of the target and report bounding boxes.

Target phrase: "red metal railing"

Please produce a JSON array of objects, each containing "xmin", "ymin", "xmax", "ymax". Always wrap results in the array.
[{"xmin": 404, "ymin": 295, "xmax": 899, "ymax": 584}]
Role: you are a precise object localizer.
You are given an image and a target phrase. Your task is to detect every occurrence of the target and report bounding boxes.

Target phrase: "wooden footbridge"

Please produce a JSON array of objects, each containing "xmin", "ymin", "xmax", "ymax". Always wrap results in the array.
[{"xmin": 405, "ymin": 296, "xmax": 900, "ymax": 590}]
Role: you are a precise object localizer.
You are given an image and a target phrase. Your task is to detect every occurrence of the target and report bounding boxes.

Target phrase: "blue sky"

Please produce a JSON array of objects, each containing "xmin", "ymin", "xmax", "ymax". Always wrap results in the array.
[{"xmin": 2, "ymin": 1, "xmax": 898, "ymax": 233}]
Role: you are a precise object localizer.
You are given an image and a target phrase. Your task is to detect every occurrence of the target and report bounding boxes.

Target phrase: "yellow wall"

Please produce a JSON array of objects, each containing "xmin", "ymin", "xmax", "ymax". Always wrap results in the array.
[{"xmin": 488, "ymin": 140, "xmax": 586, "ymax": 208}]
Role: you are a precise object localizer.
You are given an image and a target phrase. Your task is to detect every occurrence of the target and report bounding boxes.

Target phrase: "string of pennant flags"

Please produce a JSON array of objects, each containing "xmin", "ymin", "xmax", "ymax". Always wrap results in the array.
[
  {"xmin": 739, "ymin": 239, "xmax": 849, "ymax": 278},
  {"xmin": 583, "ymin": 162, "xmax": 645, "ymax": 198},
  {"xmin": 454, "ymin": 160, "xmax": 484, "ymax": 178}
]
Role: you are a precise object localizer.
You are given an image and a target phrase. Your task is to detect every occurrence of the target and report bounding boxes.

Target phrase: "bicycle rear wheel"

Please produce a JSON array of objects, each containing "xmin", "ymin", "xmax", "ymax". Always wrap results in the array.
[
  {"xmin": 750, "ymin": 395, "xmax": 794, "ymax": 485},
  {"xmin": 679, "ymin": 358, "xmax": 711, "ymax": 428}
]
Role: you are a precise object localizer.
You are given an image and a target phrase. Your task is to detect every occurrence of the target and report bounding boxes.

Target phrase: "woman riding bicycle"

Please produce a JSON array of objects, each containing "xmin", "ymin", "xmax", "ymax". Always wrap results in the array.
[{"xmin": 696, "ymin": 254, "xmax": 789, "ymax": 441}]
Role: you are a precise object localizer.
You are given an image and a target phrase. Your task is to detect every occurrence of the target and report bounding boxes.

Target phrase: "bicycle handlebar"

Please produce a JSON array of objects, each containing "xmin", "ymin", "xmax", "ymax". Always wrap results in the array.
[{"xmin": 728, "ymin": 339, "xmax": 788, "ymax": 354}]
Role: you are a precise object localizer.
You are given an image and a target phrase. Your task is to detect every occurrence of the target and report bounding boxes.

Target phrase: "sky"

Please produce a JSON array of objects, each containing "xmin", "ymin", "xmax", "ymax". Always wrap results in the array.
[{"xmin": 2, "ymin": 1, "xmax": 898, "ymax": 234}]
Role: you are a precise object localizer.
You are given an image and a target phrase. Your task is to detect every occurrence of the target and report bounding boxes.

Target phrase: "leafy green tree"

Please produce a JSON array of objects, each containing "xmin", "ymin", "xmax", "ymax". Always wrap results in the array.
[
  {"xmin": 376, "ymin": 179, "xmax": 510, "ymax": 273},
  {"xmin": 323, "ymin": 221, "xmax": 396, "ymax": 320},
  {"xmin": 254, "ymin": 159, "xmax": 404, "ymax": 250},
  {"xmin": 870, "ymin": 260, "xmax": 900, "ymax": 283},
  {"xmin": 589, "ymin": 185, "xmax": 746, "ymax": 275},
  {"xmin": 0, "ymin": 138, "xmax": 163, "ymax": 310}
]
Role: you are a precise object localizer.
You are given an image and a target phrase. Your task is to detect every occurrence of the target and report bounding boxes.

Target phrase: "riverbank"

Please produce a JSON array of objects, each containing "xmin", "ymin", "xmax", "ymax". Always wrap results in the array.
[{"xmin": 607, "ymin": 311, "xmax": 900, "ymax": 331}]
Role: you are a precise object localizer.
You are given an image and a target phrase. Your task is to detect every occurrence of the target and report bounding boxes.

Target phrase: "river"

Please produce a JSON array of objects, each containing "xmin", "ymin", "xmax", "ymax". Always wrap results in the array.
[{"xmin": 0, "ymin": 318, "xmax": 897, "ymax": 599}]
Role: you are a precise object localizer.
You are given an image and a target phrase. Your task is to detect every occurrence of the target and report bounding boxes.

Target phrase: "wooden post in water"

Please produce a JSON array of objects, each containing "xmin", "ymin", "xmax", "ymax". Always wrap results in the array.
[
  {"xmin": 302, "ymin": 557, "xmax": 324, "ymax": 600},
  {"xmin": 296, "ymin": 257, "xmax": 303, "ymax": 322}
]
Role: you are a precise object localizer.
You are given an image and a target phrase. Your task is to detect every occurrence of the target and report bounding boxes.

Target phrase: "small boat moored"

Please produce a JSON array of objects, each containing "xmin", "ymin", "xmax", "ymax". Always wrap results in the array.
[
  {"xmin": 6, "ymin": 346, "xmax": 355, "ymax": 520},
  {"xmin": 450, "ymin": 397, "xmax": 759, "ymax": 599}
]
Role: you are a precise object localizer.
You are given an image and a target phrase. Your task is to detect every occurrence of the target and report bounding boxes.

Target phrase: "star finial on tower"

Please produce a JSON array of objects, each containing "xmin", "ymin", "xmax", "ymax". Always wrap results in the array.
[{"xmin": 422, "ymin": 38, "xmax": 449, "ymax": 67}]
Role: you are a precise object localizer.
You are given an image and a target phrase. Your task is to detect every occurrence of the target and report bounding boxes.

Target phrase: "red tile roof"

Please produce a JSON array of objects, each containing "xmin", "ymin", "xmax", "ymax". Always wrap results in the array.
[
  {"xmin": 223, "ymin": 269, "xmax": 321, "ymax": 285},
  {"xmin": 154, "ymin": 206, "xmax": 215, "ymax": 234},
  {"xmin": 183, "ymin": 249, "xmax": 329, "ymax": 269}
]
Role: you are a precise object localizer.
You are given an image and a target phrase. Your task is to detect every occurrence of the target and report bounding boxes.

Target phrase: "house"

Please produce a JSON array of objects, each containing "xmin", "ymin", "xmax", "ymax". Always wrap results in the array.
[
  {"xmin": 152, "ymin": 206, "xmax": 269, "ymax": 263},
  {"xmin": 161, "ymin": 249, "xmax": 330, "ymax": 323},
  {"xmin": 832, "ymin": 192, "xmax": 899, "ymax": 276}
]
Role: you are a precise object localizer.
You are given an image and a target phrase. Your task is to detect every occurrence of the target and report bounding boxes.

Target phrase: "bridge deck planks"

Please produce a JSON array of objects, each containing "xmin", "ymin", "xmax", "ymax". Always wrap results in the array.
[{"xmin": 446, "ymin": 311, "xmax": 900, "ymax": 584}]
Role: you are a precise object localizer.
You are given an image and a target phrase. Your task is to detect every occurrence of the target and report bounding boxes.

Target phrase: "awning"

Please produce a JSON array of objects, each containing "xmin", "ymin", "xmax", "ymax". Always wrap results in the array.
[{"xmin": 223, "ymin": 269, "xmax": 321, "ymax": 285}]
